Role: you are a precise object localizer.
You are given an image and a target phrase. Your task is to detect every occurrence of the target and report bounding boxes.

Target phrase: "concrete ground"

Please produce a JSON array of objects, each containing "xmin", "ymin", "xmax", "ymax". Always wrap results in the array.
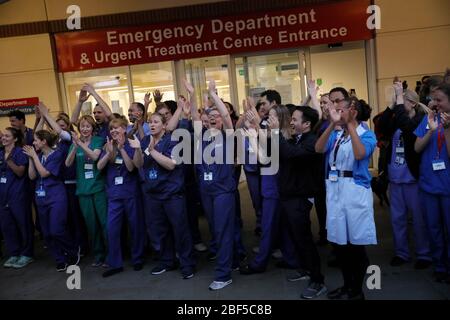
[{"xmin": 1, "ymin": 182, "xmax": 449, "ymax": 300}]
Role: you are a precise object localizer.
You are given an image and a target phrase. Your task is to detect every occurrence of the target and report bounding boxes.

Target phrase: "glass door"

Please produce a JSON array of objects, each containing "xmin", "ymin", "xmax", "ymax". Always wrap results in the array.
[
  {"xmin": 234, "ymin": 51, "xmax": 306, "ymax": 112},
  {"xmin": 185, "ymin": 55, "xmax": 231, "ymax": 109}
]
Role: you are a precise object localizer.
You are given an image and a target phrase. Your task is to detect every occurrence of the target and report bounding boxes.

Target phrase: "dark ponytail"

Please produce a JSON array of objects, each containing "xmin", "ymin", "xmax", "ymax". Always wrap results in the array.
[
  {"xmin": 346, "ymin": 97, "xmax": 372, "ymax": 122},
  {"xmin": 35, "ymin": 130, "xmax": 58, "ymax": 148}
]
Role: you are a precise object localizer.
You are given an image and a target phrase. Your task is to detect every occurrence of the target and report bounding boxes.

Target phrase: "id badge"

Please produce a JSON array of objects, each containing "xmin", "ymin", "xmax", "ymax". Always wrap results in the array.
[
  {"xmin": 115, "ymin": 158, "xmax": 123, "ymax": 165},
  {"xmin": 204, "ymin": 172, "xmax": 213, "ymax": 181},
  {"xmin": 329, "ymin": 170, "xmax": 338, "ymax": 182},
  {"xmin": 84, "ymin": 163, "xmax": 93, "ymax": 170},
  {"xmin": 85, "ymin": 171, "xmax": 94, "ymax": 179},
  {"xmin": 395, "ymin": 147, "xmax": 405, "ymax": 154},
  {"xmin": 114, "ymin": 176, "xmax": 124, "ymax": 185},
  {"xmin": 0, "ymin": 177, "xmax": 6, "ymax": 184},
  {"xmin": 36, "ymin": 188, "xmax": 46, "ymax": 197},
  {"xmin": 148, "ymin": 169, "xmax": 158, "ymax": 180},
  {"xmin": 432, "ymin": 160, "xmax": 446, "ymax": 171},
  {"xmin": 395, "ymin": 156, "xmax": 405, "ymax": 165}
]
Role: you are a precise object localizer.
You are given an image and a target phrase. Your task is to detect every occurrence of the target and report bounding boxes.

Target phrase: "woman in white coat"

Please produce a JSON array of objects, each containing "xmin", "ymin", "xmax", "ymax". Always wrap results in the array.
[{"xmin": 315, "ymin": 95, "xmax": 377, "ymax": 300}]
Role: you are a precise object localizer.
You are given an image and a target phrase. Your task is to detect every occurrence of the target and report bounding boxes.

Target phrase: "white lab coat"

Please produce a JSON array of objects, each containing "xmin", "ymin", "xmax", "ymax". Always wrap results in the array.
[{"xmin": 325, "ymin": 125, "xmax": 377, "ymax": 245}]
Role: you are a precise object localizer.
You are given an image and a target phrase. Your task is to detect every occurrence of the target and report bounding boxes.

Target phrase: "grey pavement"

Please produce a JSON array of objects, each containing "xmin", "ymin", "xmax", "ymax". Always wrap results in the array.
[{"xmin": 1, "ymin": 182, "xmax": 449, "ymax": 300}]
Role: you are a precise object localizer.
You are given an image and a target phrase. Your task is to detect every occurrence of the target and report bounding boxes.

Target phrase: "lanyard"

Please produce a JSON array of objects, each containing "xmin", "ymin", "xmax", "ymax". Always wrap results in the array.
[
  {"xmin": 332, "ymin": 133, "xmax": 347, "ymax": 167},
  {"xmin": 437, "ymin": 123, "xmax": 444, "ymax": 158}
]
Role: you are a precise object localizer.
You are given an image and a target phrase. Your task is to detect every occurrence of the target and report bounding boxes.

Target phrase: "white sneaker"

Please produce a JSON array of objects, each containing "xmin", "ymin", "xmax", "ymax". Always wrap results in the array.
[
  {"xmin": 271, "ymin": 249, "xmax": 283, "ymax": 259},
  {"xmin": 3, "ymin": 256, "xmax": 19, "ymax": 268},
  {"xmin": 194, "ymin": 243, "xmax": 208, "ymax": 252},
  {"xmin": 208, "ymin": 279, "xmax": 232, "ymax": 291}
]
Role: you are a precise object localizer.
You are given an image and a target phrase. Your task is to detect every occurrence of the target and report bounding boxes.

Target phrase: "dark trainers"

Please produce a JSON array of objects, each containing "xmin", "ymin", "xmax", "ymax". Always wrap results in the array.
[
  {"xmin": 433, "ymin": 271, "xmax": 447, "ymax": 283},
  {"xmin": 390, "ymin": 256, "xmax": 408, "ymax": 266},
  {"xmin": 287, "ymin": 270, "xmax": 310, "ymax": 282},
  {"xmin": 133, "ymin": 263, "xmax": 143, "ymax": 271},
  {"xmin": 151, "ymin": 264, "xmax": 176, "ymax": 275},
  {"xmin": 182, "ymin": 272, "xmax": 194, "ymax": 280},
  {"xmin": 102, "ymin": 267, "xmax": 124, "ymax": 278},
  {"xmin": 56, "ymin": 263, "xmax": 68, "ymax": 272},
  {"xmin": 239, "ymin": 265, "xmax": 264, "ymax": 275},
  {"xmin": 327, "ymin": 286, "xmax": 349, "ymax": 300},
  {"xmin": 207, "ymin": 252, "xmax": 217, "ymax": 261},
  {"xmin": 414, "ymin": 259, "xmax": 432, "ymax": 270},
  {"xmin": 301, "ymin": 282, "xmax": 327, "ymax": 299}
]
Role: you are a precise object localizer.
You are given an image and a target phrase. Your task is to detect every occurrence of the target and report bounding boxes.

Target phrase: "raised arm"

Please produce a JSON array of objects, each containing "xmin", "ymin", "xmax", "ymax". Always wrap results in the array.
[
  {"xmin": 166, "ymin": 96, "xmax": 184, "ymax": 132},
  {"xmin": 129, "ymin": 135, "xmax": 143, "ymax": 168},
  {"xmin": 184, "ymin": 79, "xmax": 200, "ymax": 122},
  {"xmin": 71, "ymin": 88, "xmax": 90, "ymax": 124},
  {"xmin": 208, "ymin": 80, "xmax": 233, "ymax": 130},
  {"xmin": 23, "ymin": 146, "xmax": 50, "ymax": 178},
  {"xmin": 84, "ymin": 84, "xmax": 114, "ymax": 121},
  {"xmin": 415, "ymin": 112, "xmax": 437, "ymax": 153},
  {"xmin": 315, "ymin": 108, "xmax": 339, "ymax": 153},
  {"xmin": 307, "ymin": 79, "xmax": 322, "ymax": 120}
]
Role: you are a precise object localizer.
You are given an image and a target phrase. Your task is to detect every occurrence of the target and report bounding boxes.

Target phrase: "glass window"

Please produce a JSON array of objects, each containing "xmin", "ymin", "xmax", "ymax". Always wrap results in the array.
[
  {"xmin": 185, "ymin": 55, "xmax": 230, "ymax": 109},
  {"xmin": 63, "ymin": 66, "xmax": 129, "ymax": 118},
  {"xmin": 235, "ymin": 52, "xmax": 301, "ymax": 112},
  {"xmin": 130, "ymin": 62, "xmax": 175, "ymax": 113}
]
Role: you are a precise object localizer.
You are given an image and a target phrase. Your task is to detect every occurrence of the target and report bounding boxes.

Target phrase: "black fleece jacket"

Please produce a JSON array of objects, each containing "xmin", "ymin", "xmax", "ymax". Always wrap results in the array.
[
  {"xmin": 278, "ymin": 131, "xmax": 322, "ymax": 199},
  {"xmin": 378, "ymin": 104, "xmax": 425, "ymax": 180}
]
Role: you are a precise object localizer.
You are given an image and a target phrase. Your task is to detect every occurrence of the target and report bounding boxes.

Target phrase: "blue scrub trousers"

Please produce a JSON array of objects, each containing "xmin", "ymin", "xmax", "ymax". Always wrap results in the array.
[
  {"xmin": 201, "ymin": 191, "xmax": 235, "ymax": 281},
  {"xmin": 420, "ymin": 190, "xmax": 450, "ymax": 274},
  {"xmin": 0, "ymin": 196, "xmax": 33, "ymax": 257},
  {"xmin": 244, "ymin": 170, "xmax": 262, "ymax": 229},
  {"xmin": 145, "ymin": 194, "xmax": 195, "ymax": 275},
  {"xmin": 36, "ymin": 193, "xmax": 77, "ymax": 264},
  {"xmin": 250, "ymin": 197, "xmax": 279, "ymax": 270},
  {"xmin": 107, "ymin": 196, "xmax": 145, "ymax": 269}
]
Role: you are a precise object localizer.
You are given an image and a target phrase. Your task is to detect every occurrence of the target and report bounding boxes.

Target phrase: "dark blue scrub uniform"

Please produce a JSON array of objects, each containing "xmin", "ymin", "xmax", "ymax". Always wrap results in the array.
[
  {"xmin": 0, "ymin": 147, "xmax": 33, "ymax": 258},
  {"xmin": 35, "ymin": 149, "xmax": 77, "ymax": 265},
  {"xmin": 102, "ymin": 142, "xmax": 145, "ymax": 269},
  {"xmin": 141, "ymin": 133, "xmax": 195, "ymax": 277}
]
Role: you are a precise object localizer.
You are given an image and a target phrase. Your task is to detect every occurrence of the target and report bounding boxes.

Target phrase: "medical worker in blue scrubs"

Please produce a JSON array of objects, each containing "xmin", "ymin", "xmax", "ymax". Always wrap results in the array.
[
  {"xmin": 414, "ymin": 82, "xmax": 450, "ymax": 283},
  {"xmin": 0, "ymin": 127, "xmax": 34, "ymax": 269},
  {"xmin": 24, "ymin": 130, "xmax": 79, "ymax": 271},
  {"xmin": 142, "ymin": 112, "xmax": 195, "ymax": 279},
  {"xmin": 189, "ymin": 80, "xmax": 238, "ymax": 290},
  {"xmin": 97, "ymin": 118, "xmax": 145, "ymax": 277}
]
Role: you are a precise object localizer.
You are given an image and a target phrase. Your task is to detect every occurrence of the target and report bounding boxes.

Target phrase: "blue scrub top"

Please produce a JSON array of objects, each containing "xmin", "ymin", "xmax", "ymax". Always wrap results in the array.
[
  {"xmin": 127, "ymin": 122, "xmax": 151, "ymax": 137},
  {"xmin": 414, "ymin": 114, "xmax": 450, "ymax": 195},
  {"xmin": 243, "ymin": 136, "xmax": 258, "ymax": 173},
  {"xmin": 58, "ymin": 140, "xmax": 76, "ymax": 181},
  {"xmin": 141, "ymin": 133, "xmax": 184, "ymax": 199},
  {"xmin": 96, "ymin": 122, "xmax": 110, "ymax": 142},
  {"xmin": 102, "ymin": 142, "xmax": 140, "ymax": 200},
  {"xmin": 36, "ymin": 149, "xmax": 66, "ymax": 191},
  {"xmin": 24, "ymin": 127, "xmax": 34, "ymax": 146},
  {"xmin": 196, "ymin": 129, "xmax": 236, "ymax": 195},
  {"xmin": 388, "ymin": 129, "xmax": 416, "ymax": 184},
  {"xmin": 0, "ymin": 146, "xmax": 29, "ymax": 204}
]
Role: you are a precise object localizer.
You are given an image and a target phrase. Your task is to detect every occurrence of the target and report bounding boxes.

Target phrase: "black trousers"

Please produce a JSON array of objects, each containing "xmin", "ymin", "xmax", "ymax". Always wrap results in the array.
[
  {"xmin": 335, "ymin": 244, "xmax": 369, "ymax": 294},
  {"xmin": 314, "ymin": 185, "xmax": 327, "ymax": 240},
  {"xmin": 280, "ymin": 197, "xmax": 324, "ymax": 284}
]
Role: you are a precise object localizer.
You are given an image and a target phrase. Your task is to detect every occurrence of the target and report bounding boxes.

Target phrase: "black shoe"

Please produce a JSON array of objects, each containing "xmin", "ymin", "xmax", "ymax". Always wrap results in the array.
[
  {"xmin": 414, "ymin": 259, "xmax": 432, "ymax": 270},
  {"xmin": 207, "ymin": 252, "xmax": 217, "ymax": 261},
  {"xmin": 316, "ymin": 238, "xmax": 328, "ymax": 246},
  {"xmin": 390, "ymin": 256, "xmax": 408, "ymax": 266},
  {"xmin": 239, "ymin": 265, "xmax": 264, "ymax": 275},
  {"xmin": 182, "ymin": 271, "xmax": 195, "ymax": 280},
  {"xmin": 327, "ymin": 259, "xmax": 340, "ymax": 268},
  {"xmin": 102, "ymin": 267, "xmax": 124, "ymax": 278},
  {"xmin": 67, "ymin": 247, "xmax": 81, "ymax": 266},
  {"xmin": 56, "ymin": 263, "xmax": 68, "ymax": 272},
  {"xmin": 133, "ymin": 263, "xmax": 143, "ymax": 271},
  {"xmin": 275, "ymin": 260, "xmax": 297, "ymax": 270},
  {"xmin": 151, "ymin": 264, "xmax": 177, "ymax": 275},
  {"xmin": 433, "ymin": 271, "xmax": 448, "ymax": 283},
  {"xmin": 327, "ymin": 287, "xmax": 349, "ymax": 300},
  {"xmin": 347, "ymin": 291, "xmax": 365, "ymax": 300}
]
